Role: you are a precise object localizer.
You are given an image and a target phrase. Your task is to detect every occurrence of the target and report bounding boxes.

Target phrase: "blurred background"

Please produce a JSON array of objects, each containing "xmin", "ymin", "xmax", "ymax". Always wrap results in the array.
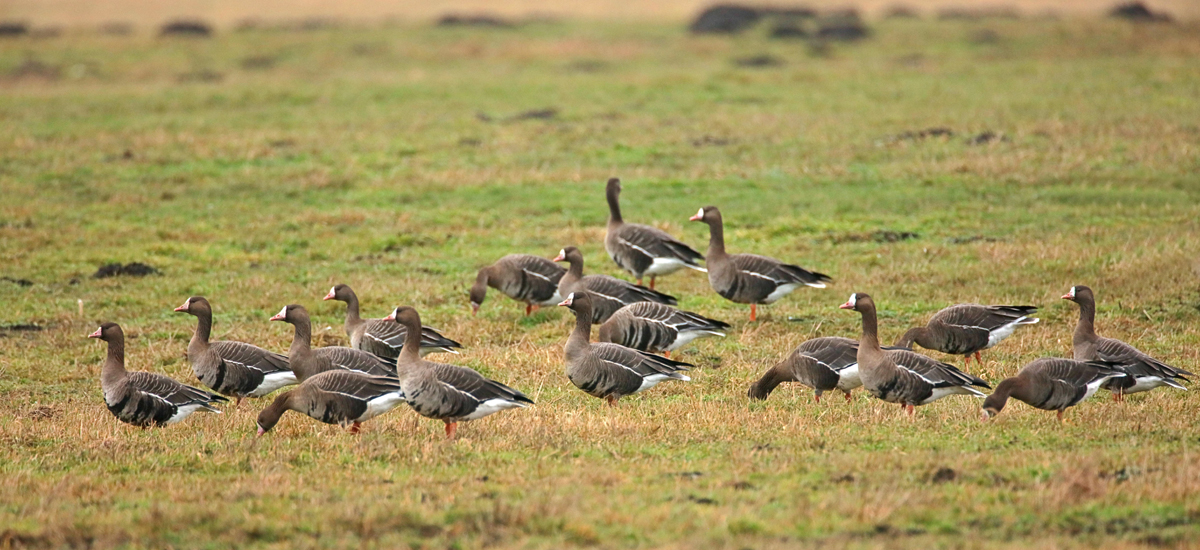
[{"xmin": 3, "ymin": 0, "xmax": 1195, "ymax": 31}]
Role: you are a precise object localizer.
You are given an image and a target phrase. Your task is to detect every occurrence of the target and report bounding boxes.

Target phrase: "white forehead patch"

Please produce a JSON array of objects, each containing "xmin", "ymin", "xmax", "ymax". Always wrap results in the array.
[
  {"xmin": 1069, "ymin": 287, "xmax": 1076, "ymax": 298},
  {"xmin": 696, "ymin": 207, "xmax": 705, "ymax": 218},
  {"xmin": 847, "ymin": 293, "xmax": 857, "ymax": 307},
  {"xmin": 329, "ymin": 286, "xmax": 336, "ymax": 294},
  {"xmin": 276, "ymin": 306, "xmax": 288, "ymax": 317}
]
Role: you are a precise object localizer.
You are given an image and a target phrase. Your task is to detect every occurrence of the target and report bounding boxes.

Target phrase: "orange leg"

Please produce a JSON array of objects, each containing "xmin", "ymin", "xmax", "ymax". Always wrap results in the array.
[
  {"xmin": 444, "ymin": 421, "xmax": 458, "ymax": 439},
  {"xmin": 750, "ymin": 304, "xmax": 757, "ymax": 322},
  {"xmin": 235, "ymin": 396, "xmax": 243, "ymax": 408},
  {"xmin": 604, "ymin": 395, "xmax": 618, "ymax": 407},
  {"xmin": 974, "ymin": 351, "xmax": 982, "ymax": 364},
  {"xmin": 663, "ymin": 351, "xmax": 671, "ymax": 359},
  {"xmin": 349, "ymin": 421, "xmax": 362, "ymax": 434},
  {"xmin": 1056, "ymin": 409, "xmax": 1065, "ymax": 422},
  {"xmin": 525, "ymin": 304, "xmax": 532, "ymax": 316},
  {"xmin": 814, "ymin": 392, "xmax": 821, "ymax": 403},
  {"xmin": 843, "ymin": 392, "xmax": 852, "ymax": 403},
  {"xmin": 906, "ymin": 404, "xmax": 915, "ymax": 416},
  {"xmin": 963, "ymin": 354, "xmax": 971, "ymax": 367},
  {"xmin": 649, "ymin": 275, "xmax": 657, "ymax": 290},
  {"xmin": 637, "ymin": 277, "xmax": 643, "ymax": 286}
]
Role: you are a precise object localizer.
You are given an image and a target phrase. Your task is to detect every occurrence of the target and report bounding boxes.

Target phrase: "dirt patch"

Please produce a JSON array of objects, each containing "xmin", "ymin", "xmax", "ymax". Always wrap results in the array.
[
  {"xmin": 1, "ymin": 276, "xmax": 34, "ymax": 287},
  {"xmin": 92, "ymin": 262, "xmax": 160, "ymax": 278},
  {"xmin": 26, "ymin": 406, "xmax": 58, "ymax": 420},
  {"xmin": 816, "ymin": 12, "xmax": 870, "ymax": 41},
  {"xmin": 160, "ymin": 20, "xmax": 212, "ymax": 37},
  {"xmin": 822, "ymin": 230, "xmax": 919, "ymax": 244},
  {"xmin": 769, "ymin": 21, "xmax": 808, "ymax": 39},
  {"xmin": 0, "ymin": 22, "xmax": 29, "ymax": 37},
  {"xmin": 7, "ymin": 58, "xmax": 61, "ymax": 81},
  {"xmin": 510, "ymin": 108, "xmax": 557, "ymax": 121},
  {"xmin": 885, "ymin": 5, "xmax": 921, "ymax": 18},
  {"xmin": 891, "ymin": 127, "xmax": 954, "ymax": 141},
  {"xmin": 937, "ymin": 6, "xmax": 1021, "ymax": 20},
  {"xmin": 948, "ymin": 235, "xmax": 1001, "ymax": 244},
  {"xmin": 689, "ymin": 5, "xmax": 761, "ymax": 34},
  {"xmin": 931, "ymin": 467, "xmax": 957, "ymax": 483},
  {"xmin": 0, "ymin": 323, "xmax": 43, "ymax": 332},
  {"xmin": 437, "ymin": 14, "xmax": 515, "ymax": 28},
  {"xmin": 177, "ymin": 70, "xmax": 224, "ymax": 83},
  {"xmin": 733, "ymin": 54, "xmax": 783, "ymax": 68},
  {"xmin": 967, "ymin": 131, "xmax": 1008, "ymax": 145},
  {"xmin": 98, "ymin": 22, "xmax": 134, "ymax": 35},
  {"xmin": 1109, "ymin": 2, "xmax": 1173, "ymax": 22}
]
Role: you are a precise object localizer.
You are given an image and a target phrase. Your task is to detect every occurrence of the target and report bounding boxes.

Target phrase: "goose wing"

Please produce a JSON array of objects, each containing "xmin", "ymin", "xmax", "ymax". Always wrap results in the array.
[
  {"xmin": 126, "ymin": 372, "xmax": 227, "ymax": 409},
  {"xmin": 356, "ymin": 319, "xmax": 463, "ymax": 357},
  {"xmin": 313, "ymin": 347, "xmax": 396, "ymax": 377}
]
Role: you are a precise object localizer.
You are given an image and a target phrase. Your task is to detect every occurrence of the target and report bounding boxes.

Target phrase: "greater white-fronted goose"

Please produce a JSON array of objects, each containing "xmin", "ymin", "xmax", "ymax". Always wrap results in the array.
[
  {"xmin": 748, "ymin": 336, "xmax": 860, "ymax": 402},
  {"xmin": 560, "ymin": 291, "xmax": 691, "ymax": 406},
  {"xmin": 982, "ymin": 357, "xmax": 1127, "ymax": 421},
  {"xmin": 597, "ymin": 301, "xmax": 729, "ymax": 356},
  {"xmin": 324, "ymin": 284, "xmax": 462, "ymax": 357},
  {"xmin": 1063, "ymin": 285, "xmax": 1192, "ymax": 400},
  {"xmin": 173, "ymin": 296, "xmax": 296, "ymax": 406},
  {"xmin": 894, "ymin": 304, "xmax": 1039, "ymax": 366},
  {"xmin": 384, "ymin": 306, "xmax": 533, "ymax": 438},
  {"xmin": 604, "ymin": 177, "xmax": 706, "ymax": 289},
  {"xmin": 256, "ymin": 369, "xmax": 405, "ymax": 435},
  {"xmin": 270, "ymin": 305, "xmax": 395, "ymax": 381},
  {"xmin": 553, "ymin": 246, "xmax": 677, "ymax": 324},
  {"xmin": 840, "ymin": 293, "xmax": 989, "ymax": 414},
  {"xmin": 690, "ymin": 206, "xmax": 831, "ymax": 321},
  {"xmin": 469, "ymin": 254, "xmax": 566, "ymax": 316},
  {"xmin": 89, "ymin": 322, "xmax": 226, "ymax": 427}
]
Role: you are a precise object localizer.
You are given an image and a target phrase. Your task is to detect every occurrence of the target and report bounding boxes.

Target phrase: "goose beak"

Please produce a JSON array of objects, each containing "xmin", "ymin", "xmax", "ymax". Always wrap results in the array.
[
  {"xmin": 88, "ymin": 328, "xmax": 102, "ymax": 338},
  {"xmin": 173, "ymin": 299, "xmax": 189, "ymax": 312},
  {"xmin": 256, "ymin": 426, "xmax": 266, "ymax": 437},
  {"xmin": 980, "ymin": 409, "xmax": 991, "ymax": 422},
  {"xmin": 383, "ymin": 310, "xmax": 396, "ymax": 321},
  {"xmin": 689, "ymin": 214, "xmax": 702, "ymax": 221},
  {"xmin": 1060, "ymin": 293, "xmax": 1072, "ymax": 300},
  {"xmin": 269, "ymin": 314, "xmax": 284, "ymax": 321},
  {"xmin": 838, "ymin": 302, "xmax": 854, "ymax": 310},
  {"xmin": 323, "ymin": 291, "xmax": 336, "ymax": 301},
  {"xmin": 558, "ymin": 296, "xmax": 574, "ymax": 307},
  {"xmin": 470, "ymin": 303, "xmax": 480, "ymax": 315},
  {"xmin": 552, "ymin": 253, "xmax": 565, "ymax": 262}
]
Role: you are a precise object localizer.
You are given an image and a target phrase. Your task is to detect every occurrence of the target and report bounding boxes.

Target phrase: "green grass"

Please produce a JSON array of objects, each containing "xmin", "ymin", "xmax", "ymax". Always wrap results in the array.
[{"xmin": 2, "ymin": 17, "xmax": 1200, "ymax": 549}]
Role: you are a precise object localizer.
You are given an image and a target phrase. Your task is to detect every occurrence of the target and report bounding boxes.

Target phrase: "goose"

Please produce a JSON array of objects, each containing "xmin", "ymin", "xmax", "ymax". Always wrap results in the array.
[
  {"xmin": 554, "ymin": 246, "xmax": 677, "ymax": 324},
  {"xmin": 89, "ymin": 322, "xmax": 226, "ymax": 427},
  {"xmin": 604, "ymin": 177, "xmax": 705, "ymax": 289},
  {"xmin": 597, "ymin": 302, "xmax": 729, "ymax": 356},
  {"xmin": 324, "ymin": 284, "xmax": 462, "ymax": 357},
  {"xmin": 1063, "ymin": 285, "xmax": 1192, "ymax": 400},
  {"xmin": 255, "ymin": 369, "xmax": 405, "ymax": 435},
  {"xmin": 690, "ymin": 206, "xmax": 831, "ymax": 321},
  {"xmin": 469, "ymin": 254, "xmax": 566, "ymax": 316},
  {"xmin": 173, "ymin": 296, "xmax": 296, "ymax": 405},
  {"xmin": 840, "ymin": 293, "xmax": 989, "ymax": 414},
  {"xmin": 982, "ymin": 358, "xmax": 1127, "ymax": 421},
  {"xmin": 748, "ymin": 336, "xmax": 860, "ymax": 402},
  {"xmin": 894, "ymin": 304, "xmax": 1039, "ymax": 366},
  {"xmin": 270, "ymin": 305, "xmax": 396, "ymax": 381},
  {"xmin": 560, "ymin": 291, "xmax": 691, "ymax": 405},
  {"xmin": 384, "ymin": 306, "xmax": 533, "ymax": 438}
]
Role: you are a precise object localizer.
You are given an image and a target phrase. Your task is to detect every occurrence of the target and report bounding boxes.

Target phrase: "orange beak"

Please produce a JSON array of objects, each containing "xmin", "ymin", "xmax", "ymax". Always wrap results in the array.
[
  {"xmin": 838, "ymin": 302, "xmax": 854, "ymax": 310},
  {"xmin": 558, "ymin": 297, "xmax": 573, "ymax": 307},
  {"xmin": 269, "ymin": 313, "xmax": 285, "ymax": 321},
  {"xmin": 173, "ymin": 299, "xmax": 189, "ymax": 312},
  {"xmin": 689, "ymin": 213, "xmax": 702, "ymax": 221},
  {"xmin": 1061, "ymin": 294, "xmax": 1072, "ymax": 300},
  {"xmin": 88, "ymin": 328, "xmax": 102, "ymax": 338},
  {"xmin": 383, "ymin": 311, "xmax": 396, "ymax": 321},
  {"xmin": 323, "ymin": 290, "xmax": 335, "ymax": 301},
  {"xmin": 470, "ymin": 303, "xmax": 479, "ymax": 315},
  {"xmin": 552, "ymin": 253, "xmax": 565, "ymax": 262}
]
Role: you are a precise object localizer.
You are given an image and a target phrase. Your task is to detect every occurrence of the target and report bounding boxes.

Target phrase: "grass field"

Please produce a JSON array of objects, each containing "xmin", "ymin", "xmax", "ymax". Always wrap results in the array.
[{"xmin": 2, "ymin": 14, "xmax": 1200, "ymax": 549}]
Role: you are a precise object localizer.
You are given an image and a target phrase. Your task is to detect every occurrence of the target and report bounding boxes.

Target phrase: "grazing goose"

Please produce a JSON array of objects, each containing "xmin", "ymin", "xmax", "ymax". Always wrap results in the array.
[
  {"xmin": 840, "ymin": 293, "xmax": 989, "ymax": 415},
  {"xmin": 894, "ymin": 304, "xmax": 1039, "ymax": 366},
  {"xmin": 690, "ymin": 206, "xmax": 831, "ymax": 321},
  {"xmin": 598, "ymin": 302, "xmax": 729, "ymax": 356},
  {"xmin": 469, "ymin": 254, "xmax": 566, "ymax": 316},
  {"xmin": 270, "ymin": 305, "xmax": 396, "ymax": 381},
  {"xmin": 89, "ymin": 323, "xmax": 226, "ymax": 427},
  {"xmin": 173, "ymin": 296, "xmax": 296, "ymax": 406},
  {"xmin": 256, "ymin": 370, "xmax": 405, "ymax": 435},
  {"xmin": 384, "ymin": 306, "xmax": 533, "ymax": 438},
  {"xmin": 748, "ymin": 336, "xmax": 860, "ymax": 402},
  {"xmin": 324, "ymin": 284, "xmax": 462, "ymax": 357},
  {"xmin": 554, "ymin": 246, "xmax": 677, "ymax": 324},
  {"xmin": 1063, "ymin": 285, "xmax": 1192, "ymax": 400},
  {"xmin": 982, "ymin": 358, "xmax": 1127, "ymax": 421},
  {"xmin": 560, "ymin": 291, "xmax": 692, "ymax": 405},
  {"xmin": 604, "ymin": 177, "xmax": 705, "ymax": 289}
]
